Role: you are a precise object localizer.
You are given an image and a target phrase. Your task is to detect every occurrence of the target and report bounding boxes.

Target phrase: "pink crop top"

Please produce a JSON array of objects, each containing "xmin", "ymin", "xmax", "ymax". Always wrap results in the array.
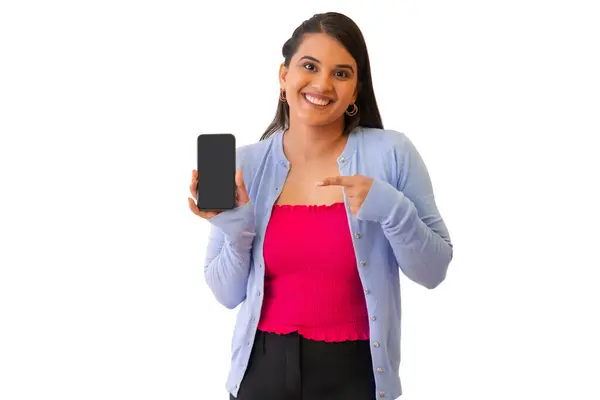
[{"xmin": 257, "ymin": 202, "xmax": 370, "ymax": 342}]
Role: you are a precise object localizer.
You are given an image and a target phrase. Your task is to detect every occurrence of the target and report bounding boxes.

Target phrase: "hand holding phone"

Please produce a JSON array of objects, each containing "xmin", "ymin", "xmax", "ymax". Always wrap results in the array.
[{"xmin": 188, "ymin": 168, "xmax": 249, "ymax": 219}]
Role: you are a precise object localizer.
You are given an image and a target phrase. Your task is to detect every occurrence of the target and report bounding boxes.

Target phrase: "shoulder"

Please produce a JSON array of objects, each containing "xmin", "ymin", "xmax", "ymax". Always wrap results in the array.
[
  {"xmin": 357, "ymin": 127, "xmax": 420, "ymax": 166},
  {"xmin": 236, "ymin": 134, "xmax": 275, "ymax": 167},
  {"xmin": 235, "ymin": 133, "xmax": 278, "ymax": 188},
  {"xmin": 357, "ymin": 127, "xmax": 426, "ymax": 188},
  {"xmin": 358, "ymin": 126, "xmax": 412, "ymax": 151}
]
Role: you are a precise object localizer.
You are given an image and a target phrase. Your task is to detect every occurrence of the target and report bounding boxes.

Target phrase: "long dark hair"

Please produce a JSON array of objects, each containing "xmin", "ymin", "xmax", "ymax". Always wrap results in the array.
[{"xmin": 260, "ymin": 12, "xmax": 384, "ymax": 141}]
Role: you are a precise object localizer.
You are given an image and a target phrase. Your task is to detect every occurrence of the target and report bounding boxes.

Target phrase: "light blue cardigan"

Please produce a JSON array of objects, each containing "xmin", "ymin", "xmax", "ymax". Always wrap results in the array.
[{"xmin": 203, "ymin": 126, "xmax": 453, "ymax": 399}]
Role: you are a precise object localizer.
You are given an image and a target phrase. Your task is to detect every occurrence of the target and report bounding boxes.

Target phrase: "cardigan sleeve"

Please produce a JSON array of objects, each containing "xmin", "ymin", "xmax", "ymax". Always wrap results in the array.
[
  {"xmin": 202, "ymin": 146, "xmax": 256, "ymax": 308},
  {"xmin": 203, "ymin": 202, "xmax": 256, "ymax": 308},
  {"xmin": 357, "ymin": 132, "xmax": 453, "ymax": 289}
]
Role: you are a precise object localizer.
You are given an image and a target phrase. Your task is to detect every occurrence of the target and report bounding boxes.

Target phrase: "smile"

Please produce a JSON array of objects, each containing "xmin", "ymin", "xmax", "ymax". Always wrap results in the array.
[{"xmin": 302, "ymin": 93, "xmax": 333, "ymax": 107}]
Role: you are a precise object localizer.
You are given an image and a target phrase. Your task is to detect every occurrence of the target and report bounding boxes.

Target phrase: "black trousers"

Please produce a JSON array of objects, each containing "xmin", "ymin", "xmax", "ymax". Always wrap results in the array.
[{"xmin": 230, "ymin": 329, "xmax": 376, "ymax": 400}]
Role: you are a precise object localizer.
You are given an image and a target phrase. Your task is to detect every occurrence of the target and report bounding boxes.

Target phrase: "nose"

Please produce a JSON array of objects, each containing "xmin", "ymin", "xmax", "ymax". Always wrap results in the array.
[{"xmin": 311, "ymin": 71, "xmax": 333, "ymax": 93}]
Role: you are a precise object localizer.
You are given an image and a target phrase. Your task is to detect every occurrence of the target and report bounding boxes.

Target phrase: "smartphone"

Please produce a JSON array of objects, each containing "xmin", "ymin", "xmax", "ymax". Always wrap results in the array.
[{"xmin": 196, "ymin": 133, "xmax": 236, "ymax": 211}]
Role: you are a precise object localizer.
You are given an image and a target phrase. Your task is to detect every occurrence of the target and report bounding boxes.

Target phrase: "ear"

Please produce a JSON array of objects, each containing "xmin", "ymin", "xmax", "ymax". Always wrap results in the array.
[
  {"xmin": 353, "ymin": 82, "xmax": 361, "ymax": 103},
  {"xmin": 278, "ymin": 63, "xmax": 288, "ymax": 88}
]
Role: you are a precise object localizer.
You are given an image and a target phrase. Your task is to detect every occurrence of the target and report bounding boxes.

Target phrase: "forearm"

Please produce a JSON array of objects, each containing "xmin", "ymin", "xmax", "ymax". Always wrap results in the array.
[
  {"xmin": 203, "ymin": 202, "xmax": 256, "ymax": 308},
  {"xmin": 358, "ymin": 179, "xmax": 453, "ymax": 289}
]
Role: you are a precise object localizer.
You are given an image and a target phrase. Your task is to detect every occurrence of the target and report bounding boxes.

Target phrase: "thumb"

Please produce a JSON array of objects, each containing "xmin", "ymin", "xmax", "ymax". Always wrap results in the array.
[{"xmin": 235, "ymin": 168, "xmax": 249, "ymax": 205}]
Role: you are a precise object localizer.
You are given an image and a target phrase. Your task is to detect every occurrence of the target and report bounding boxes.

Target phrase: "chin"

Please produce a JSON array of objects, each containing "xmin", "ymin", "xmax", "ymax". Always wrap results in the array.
[
  {"xmin": 293, "ymin": 107, "xmax": 344, "ymax": 127},
  {"xmin": 295, "ymin": 113, "xmax": 341, "ymax": 128}
]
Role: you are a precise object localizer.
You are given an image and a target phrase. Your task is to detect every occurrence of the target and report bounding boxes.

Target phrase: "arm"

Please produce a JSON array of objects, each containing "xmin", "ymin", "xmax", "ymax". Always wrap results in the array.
[
  {"xmin": 357, "ymin": 134, "xmax": 453, "ymax": 289},
  {"xmin": 203, "ymin": 202, "xmax": 256, "ymax": 308}
]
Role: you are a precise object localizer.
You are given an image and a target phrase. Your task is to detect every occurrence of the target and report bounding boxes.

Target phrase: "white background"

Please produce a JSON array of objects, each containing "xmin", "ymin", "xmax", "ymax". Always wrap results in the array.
[{"xmin": 1, "ymin": 1, "xmax": 599, "ymax": 399}]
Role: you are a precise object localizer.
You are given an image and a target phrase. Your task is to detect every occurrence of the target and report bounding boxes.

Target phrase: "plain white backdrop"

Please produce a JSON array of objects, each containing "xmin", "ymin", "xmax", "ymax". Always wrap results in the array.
[{"xmin": 1, "ymin": 1, "xmax": 599, "ymax": 399}]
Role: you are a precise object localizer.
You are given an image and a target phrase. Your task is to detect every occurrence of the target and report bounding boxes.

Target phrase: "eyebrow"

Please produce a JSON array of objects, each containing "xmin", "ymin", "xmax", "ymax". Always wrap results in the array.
[{"xmin": 299, "ymin": 55, "xmax": 355, "ymax": 73}]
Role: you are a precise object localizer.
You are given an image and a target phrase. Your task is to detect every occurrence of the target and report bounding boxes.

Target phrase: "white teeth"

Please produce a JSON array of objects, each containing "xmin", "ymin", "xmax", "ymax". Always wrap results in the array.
[{"xmin": 304, "ymin": 94, "xmax": 331, "ymax": 106}]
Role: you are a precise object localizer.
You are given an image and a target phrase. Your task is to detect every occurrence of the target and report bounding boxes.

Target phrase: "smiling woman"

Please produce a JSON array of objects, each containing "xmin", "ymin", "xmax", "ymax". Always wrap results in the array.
[
  {"xmin": 190, "ymin": 11, "xmax": 454, "ymax": 400},
  {"xmin": 261, "ymin": 12, "xmax": 383, "ymax": 140}
]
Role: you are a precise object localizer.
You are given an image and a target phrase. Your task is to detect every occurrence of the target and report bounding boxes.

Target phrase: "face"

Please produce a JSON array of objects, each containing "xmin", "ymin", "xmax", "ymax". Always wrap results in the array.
[{"xmin": 279, "ymin": 33, "xmax": 359, "ymax": 128}]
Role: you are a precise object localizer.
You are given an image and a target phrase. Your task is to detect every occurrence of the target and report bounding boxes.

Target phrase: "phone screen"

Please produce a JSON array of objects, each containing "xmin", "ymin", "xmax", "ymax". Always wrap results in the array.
[{"xmin": 196, "ymin": 133, "xmax": 236, "ymax": 210}]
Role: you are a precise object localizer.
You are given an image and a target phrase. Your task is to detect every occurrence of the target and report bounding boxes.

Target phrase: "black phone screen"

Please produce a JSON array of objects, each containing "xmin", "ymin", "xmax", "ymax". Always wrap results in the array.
[{"xmin": 196, "ymin": 133, "xmax": 236, "ymax": 211}]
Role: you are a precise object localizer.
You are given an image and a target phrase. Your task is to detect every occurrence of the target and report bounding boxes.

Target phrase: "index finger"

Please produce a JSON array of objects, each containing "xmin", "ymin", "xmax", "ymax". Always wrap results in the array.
[{"xmin": 317, "ymin": 176, "xmax": 353, "ymax": 187}]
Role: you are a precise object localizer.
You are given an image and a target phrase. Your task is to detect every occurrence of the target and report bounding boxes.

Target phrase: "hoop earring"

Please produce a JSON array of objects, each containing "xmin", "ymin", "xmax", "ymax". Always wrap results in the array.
[
  {"xmin": 346, "ymin": 103, "xmax": 358, "ymax": 116},
  {"xmin": 279, "ymin": 89, "xmax": 287, "ymax": 102}
]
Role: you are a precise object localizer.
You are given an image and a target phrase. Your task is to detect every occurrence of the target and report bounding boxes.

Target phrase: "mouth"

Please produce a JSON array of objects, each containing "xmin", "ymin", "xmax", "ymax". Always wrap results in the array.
[{"xmin": 302, "ymin": 93, "xmax": 334, "ymax": 108}]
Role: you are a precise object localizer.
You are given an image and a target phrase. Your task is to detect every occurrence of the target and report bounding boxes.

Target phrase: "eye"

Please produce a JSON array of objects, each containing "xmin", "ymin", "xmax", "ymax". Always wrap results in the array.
[
  {"xmin": 335, "ymin": 70, "xmax": 350, "ymax": 79},
  {"xmin": 303, "ymin": 62, "xmax": 316, "ymax": 71}
]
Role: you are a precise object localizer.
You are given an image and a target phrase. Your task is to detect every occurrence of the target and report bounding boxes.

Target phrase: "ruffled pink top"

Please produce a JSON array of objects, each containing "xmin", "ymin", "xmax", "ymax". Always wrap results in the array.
[{"xmin": 257, "ymin": 202, "xmax": 370, "ymax": 342}]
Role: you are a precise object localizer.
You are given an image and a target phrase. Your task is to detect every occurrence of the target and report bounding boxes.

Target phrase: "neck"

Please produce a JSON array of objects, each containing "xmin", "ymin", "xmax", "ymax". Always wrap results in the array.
[{"xmin": 283, "ymin": 119, "xmax": 347, "ymax": 162}]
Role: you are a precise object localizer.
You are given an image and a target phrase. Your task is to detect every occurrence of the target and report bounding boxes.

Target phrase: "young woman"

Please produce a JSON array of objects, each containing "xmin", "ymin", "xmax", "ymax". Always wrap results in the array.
[{"xmin": 188, "ymin": 12, "xmax": 453, "ymax": 400}]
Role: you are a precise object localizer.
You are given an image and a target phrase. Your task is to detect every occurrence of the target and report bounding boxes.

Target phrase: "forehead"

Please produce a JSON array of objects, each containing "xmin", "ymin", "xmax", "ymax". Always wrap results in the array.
[{"xmin": 293, "ymin": 33, "xmax": 356, "ymax": 67}]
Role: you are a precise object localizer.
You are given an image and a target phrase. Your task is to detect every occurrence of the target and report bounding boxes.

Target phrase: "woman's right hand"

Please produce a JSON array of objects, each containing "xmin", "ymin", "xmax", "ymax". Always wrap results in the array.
[{"xmin": 188, "ymin": 168, "xmax": 250, "ymax": 220}]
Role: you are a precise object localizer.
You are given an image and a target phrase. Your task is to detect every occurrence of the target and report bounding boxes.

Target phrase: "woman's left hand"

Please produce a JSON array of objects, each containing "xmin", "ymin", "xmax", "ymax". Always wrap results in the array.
[{"xmin": 317, "ymin": 175, "xmax": 374, "ymax": 215}]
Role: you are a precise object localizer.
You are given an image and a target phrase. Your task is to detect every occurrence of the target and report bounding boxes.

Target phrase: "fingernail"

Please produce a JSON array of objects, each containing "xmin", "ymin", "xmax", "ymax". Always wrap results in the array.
[{"xmin": 316, "ymin": 181, "xmax": 324, "ymax": 186}]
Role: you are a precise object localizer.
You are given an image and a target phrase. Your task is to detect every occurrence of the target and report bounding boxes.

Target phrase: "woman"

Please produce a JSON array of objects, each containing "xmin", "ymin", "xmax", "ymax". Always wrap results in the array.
[{"xmin": 188, "ymin": 12, "xmax": 453, "ymax": 400}]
